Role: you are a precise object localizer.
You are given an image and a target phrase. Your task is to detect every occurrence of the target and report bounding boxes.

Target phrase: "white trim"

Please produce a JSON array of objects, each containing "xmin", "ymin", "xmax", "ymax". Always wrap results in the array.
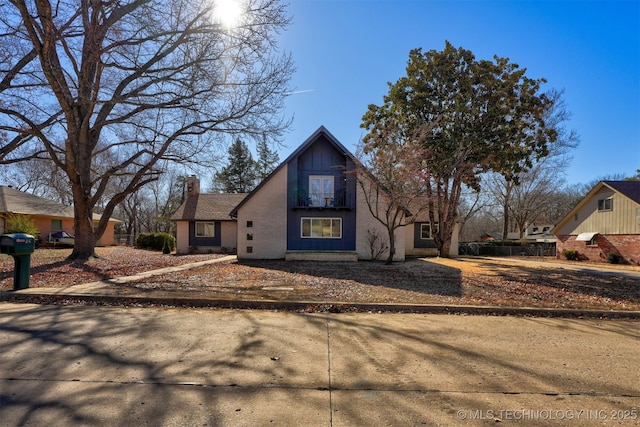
[{"xmin": 309, "ymin": 175, "xmax": 335, "ymax": 207}]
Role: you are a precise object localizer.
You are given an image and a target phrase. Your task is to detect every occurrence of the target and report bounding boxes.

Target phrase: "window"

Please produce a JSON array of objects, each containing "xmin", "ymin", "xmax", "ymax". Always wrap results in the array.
[
  {"xmin": 420, "ymin": 222, "xmax": 439, "ymax": 239},
  {"xmin": 246, "ymin": 221, "xmax": 253, "ymax": 228},
  {"xmin": 246, "ymin": 233, "xmax": 253, "ymax": 241},
  {"xmin": 598, "ymin": 198, "xmax": 612, "ymax": 211},
  {"xmin": 195, "ymin": 222, "xmax": 215, "ymax": 237},
  {"xmin": 246, "ymin": 246, "xmax": 253, "ymax": 253},
  {"xmin": 588, "ymin": 235, "xmax": 598, "ymax": 246},
  {"xmin": 51, "ymin": 219, "xmax": 62, "ymax": 231},
  {"xmin": 309, "ymin": 175, "xmax": 334, "ymax": 206},
  {"xmin": 301, "ymin": 218, "xmax": 342, "ymax": 238}
]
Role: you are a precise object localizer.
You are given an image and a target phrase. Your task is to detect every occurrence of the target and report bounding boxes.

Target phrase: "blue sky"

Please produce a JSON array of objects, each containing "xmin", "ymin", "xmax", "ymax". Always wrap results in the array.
[{"xmin": 275, "ymin": 0, "xmax": 639, "ymax": 186}]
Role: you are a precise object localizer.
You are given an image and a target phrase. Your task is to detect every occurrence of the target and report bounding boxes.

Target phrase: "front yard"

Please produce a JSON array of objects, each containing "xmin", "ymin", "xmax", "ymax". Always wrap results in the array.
[{"xmin": 2, "ymin": 247, "xmax": 639, "ymax": 311}]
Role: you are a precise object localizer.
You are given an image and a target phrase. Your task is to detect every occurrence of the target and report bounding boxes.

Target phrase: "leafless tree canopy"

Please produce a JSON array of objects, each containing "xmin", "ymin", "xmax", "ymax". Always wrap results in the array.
[{"xmin": 0, "ymin": 0, "xmax": 293, "ymax": 259}]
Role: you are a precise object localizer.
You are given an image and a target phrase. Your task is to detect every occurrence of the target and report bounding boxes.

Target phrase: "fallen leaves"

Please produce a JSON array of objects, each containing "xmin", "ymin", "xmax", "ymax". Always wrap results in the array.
[
  {"xmin": 0, "ymin": 247, "xmax": 221, "ymax": 290},
  {"xmin": 1, "ymin": 248, "xmax": 639, "ymax": 311}
]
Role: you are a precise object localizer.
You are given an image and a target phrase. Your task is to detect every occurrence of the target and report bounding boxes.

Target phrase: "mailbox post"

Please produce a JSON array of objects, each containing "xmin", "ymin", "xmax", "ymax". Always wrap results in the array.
[{"xmin": 0, "ymin": 233, "xmax": 36, "ymax": 290}]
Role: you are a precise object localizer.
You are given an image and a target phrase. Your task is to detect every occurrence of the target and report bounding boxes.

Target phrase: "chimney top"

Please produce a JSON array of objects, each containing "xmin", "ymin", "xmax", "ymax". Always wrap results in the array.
[{"xmin": 186, "ymin": 176, "xmax": 200, "ymax": 196}]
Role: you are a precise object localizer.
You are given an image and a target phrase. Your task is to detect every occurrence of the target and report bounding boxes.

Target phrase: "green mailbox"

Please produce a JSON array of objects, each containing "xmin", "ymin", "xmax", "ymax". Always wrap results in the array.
[{"xmin": 0, "ymin": 233, "xmax": 35, "ymax": 290}]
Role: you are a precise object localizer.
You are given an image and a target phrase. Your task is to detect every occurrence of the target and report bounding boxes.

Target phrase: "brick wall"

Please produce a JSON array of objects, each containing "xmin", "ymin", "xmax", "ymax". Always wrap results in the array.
[{"xmin": 556, "ymin": 234, "xmax": 640, "ymax": 265}]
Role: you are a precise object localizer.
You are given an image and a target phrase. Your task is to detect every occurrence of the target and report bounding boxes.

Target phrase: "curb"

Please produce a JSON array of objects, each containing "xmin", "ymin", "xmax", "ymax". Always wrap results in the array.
[{"xmin": 2, "ymin": 291, "xmax": 639, "ymax": 319}]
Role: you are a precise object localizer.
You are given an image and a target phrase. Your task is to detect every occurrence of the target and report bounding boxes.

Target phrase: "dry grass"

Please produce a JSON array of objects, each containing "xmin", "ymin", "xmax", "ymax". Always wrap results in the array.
[{"xmin": 2, "ymin": 247, "xmax": 639, "ymax": 311}]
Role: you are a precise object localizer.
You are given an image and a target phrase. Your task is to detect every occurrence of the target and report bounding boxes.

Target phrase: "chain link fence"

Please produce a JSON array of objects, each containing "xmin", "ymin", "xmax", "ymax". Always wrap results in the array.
[{"xmin": 459, "ymin": 242, "xmax": 556, "ymax": 257}]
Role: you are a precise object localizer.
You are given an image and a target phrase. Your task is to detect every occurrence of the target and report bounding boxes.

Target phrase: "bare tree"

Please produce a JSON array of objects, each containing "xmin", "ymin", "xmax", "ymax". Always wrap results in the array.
[
  {"xmin": 490, "ymin": 88, "xmax": 580, "ymax": 239},
  {"xmin": 356, "ymin": 131, "xmax": 431, "ymax": 264},
  {"xmin": 0, "ymin": 0, "xmax": 293, "ymax": 259},
  {"xmin": 0, "ymin": 158, "xmax": 73, "ymax": 204}
]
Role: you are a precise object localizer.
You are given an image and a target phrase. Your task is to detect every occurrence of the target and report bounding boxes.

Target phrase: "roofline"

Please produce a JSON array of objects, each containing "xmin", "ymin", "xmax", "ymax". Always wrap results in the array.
[
  {"xmin": 550, "ymin": 181, "xmax": 640, "ymax": 234},
  {"xmin": 230, "ymin": 126, "xmax": 358, "ymax": 216}
]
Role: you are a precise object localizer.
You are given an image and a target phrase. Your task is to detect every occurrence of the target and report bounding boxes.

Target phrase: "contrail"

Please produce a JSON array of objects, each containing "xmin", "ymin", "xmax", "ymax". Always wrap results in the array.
[{"xmin": 284, "ymin": 89, "xmax": 314, "ymax": 95}]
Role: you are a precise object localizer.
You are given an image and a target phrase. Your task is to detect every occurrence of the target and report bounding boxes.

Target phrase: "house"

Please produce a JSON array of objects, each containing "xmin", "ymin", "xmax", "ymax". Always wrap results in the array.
[
  {"xmin": 229, "ymin": 126, "xmax": 458, "ymax": 261},
  {"xmin": 552, "ymin": 180, "xmax": 640, "ymax": 264},
  {"xmin": 0, "ymin": 185, "xmax": 120, "ymax": 246},
  {"xmin": 171, "ymin": 177, "xmax": 246, "ymax": 254},
  {"xmin": 480, "ymin": 231, "xmax": 521, "ymax": 242},
  {"xmin": 171, "ymin": 127, "xmax": 460, "ymax": 260},
  {"xmin": 404, "ymin": 200, "xmax": 460, "ymax": 257},
  {"xmin": 524, "ymin": 224, "xmax": 556, "ymax": 243}
]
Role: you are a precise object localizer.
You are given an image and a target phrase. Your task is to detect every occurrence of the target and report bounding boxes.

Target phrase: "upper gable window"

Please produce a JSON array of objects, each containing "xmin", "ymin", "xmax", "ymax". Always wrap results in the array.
[
  {"xmin": 309, "ymin": 175, "xmax": 334, "ymax": 207},
  {"xmin": 597, "ymin": 197, "xmax": 613, "ymax": 212}
]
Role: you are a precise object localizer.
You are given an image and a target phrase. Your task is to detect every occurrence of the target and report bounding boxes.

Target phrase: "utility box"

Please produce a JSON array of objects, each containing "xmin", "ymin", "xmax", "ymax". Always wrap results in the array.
[{"xmin": 0, "ymin": 233, "xmax": 35, "ymax": 290}]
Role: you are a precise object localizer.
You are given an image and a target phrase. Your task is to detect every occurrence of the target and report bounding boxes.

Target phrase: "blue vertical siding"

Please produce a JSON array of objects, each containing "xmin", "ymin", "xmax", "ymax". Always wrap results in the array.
[{"xmin": 286, "ymin": 136, "xmax": 356, "ymax": 251}]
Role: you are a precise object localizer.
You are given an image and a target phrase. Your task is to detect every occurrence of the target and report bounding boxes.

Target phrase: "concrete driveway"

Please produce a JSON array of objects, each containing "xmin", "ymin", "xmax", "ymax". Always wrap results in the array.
[{"xmin": 0, "ymin": 303, "xmax": 638, "ymax": 426}]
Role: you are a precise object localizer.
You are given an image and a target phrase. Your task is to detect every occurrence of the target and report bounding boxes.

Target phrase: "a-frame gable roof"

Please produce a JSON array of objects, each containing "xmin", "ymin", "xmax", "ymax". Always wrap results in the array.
[
  {"xmin": 230, "ymin": 126, "xmax": 356, "ymax": 216},
  {"xmin": 551, "ymin": 180, "xmax": 640, "ymax": 234}
]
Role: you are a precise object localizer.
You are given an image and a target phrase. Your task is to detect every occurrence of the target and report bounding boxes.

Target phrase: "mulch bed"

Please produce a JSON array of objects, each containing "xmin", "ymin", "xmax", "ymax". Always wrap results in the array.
[{"xmin": 2, "ymin": 247, "xmax": 638, "ymax": 312}]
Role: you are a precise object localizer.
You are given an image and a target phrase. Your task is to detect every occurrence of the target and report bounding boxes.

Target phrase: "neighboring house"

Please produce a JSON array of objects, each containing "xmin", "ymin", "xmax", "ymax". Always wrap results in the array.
[
  {"xmin": 0, "ymin": 185, "xmax": 120, "ymax": 246},
  {"xmin": 478, "ymin": 225, "xmax": 555, "ymax": 243},
  {"xmin": 171, "ymin": 177, "xmax": 246, "ymax": 254},
  {"xmin": 229, "ymin": 126, "xmax": 458, "ymax": 261},
  {"xmin": 479, "ymin": 231, "xmax": 521, "ymax": 242},
  {"xmin": 524, "ymin": 224, "xmax": 556, "ymax": 243},
  {"xmin": 552, "ymin": 180, "xmax": 640, "ymax": 264}
]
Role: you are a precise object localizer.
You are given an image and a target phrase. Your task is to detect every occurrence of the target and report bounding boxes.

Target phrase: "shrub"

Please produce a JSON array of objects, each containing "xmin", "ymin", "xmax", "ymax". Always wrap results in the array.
[
  {"xmin": 562, "ymin": 249, "xmax": 579, "ymax": 261},
  {"xmin": 4, "ymin": 214, "xmax": 39, "ymax": 236},
  {"xmin": 136, "ymin": 232, "xmax": 175, "ymax": 252},
  {"xmin": 606, "ymin": 252, "xmax": 622, "ymax": 264}
]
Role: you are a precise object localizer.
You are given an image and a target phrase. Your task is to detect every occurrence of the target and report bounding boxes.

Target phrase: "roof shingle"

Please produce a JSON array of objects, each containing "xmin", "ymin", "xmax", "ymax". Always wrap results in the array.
[{"xmin": 171, "ymin": 193, "xmax": 247, "ymax": 221}]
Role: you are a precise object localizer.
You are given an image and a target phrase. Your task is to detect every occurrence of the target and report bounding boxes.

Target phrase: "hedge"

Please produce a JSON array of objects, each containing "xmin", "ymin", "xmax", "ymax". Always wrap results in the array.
[{"xmin": 135, "ymin": 232, "xmax": 175, "ymax": 252}]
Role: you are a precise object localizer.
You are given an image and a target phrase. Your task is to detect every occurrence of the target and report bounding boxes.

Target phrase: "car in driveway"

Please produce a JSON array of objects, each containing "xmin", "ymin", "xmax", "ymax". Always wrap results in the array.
[{"xmin": 48, "ymin": 230, "xmax": 75, "ymax": 246}]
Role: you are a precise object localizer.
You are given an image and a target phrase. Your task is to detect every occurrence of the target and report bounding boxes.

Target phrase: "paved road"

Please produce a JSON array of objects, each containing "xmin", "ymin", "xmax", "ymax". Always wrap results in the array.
[{"xmin": 0, "ymin": 303, "xmax": 638, "ymax": 426}]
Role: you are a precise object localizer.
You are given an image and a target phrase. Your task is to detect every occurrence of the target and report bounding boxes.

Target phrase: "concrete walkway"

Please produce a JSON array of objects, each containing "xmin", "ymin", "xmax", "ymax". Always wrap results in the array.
[{"xmin": 0, "ymin": 303, "xmax": 638, "ymax": 426}]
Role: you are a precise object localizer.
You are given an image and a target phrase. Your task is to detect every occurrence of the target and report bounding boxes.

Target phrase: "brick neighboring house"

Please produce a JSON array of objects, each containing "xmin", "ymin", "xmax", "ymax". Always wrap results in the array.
[
  {"xmin": 552, "ymin": 180, "xmax": 640, "ymax": 264},
  {"xmin": 0, "ymin": 185, "xmax": 120, "ymax": 246},
  {"xmin": 171, "ymin": 177, "xmax": 246, "ymax": 254}
]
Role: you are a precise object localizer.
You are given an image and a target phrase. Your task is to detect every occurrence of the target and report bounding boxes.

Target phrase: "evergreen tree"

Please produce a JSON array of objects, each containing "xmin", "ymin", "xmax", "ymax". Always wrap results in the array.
[
  {"xmin": 214, "ymin": 139, "xmax": 257, "ymax": 193},
  {"xmin": 256, "ymin": 136, "xmax": 280, "ymax": 181}
]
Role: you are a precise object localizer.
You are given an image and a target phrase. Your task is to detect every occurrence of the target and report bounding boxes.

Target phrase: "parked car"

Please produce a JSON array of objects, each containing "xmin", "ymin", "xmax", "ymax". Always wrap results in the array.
[{"xmin": 48, "ymin": 230, "xmax": 75, "ymax": 246}]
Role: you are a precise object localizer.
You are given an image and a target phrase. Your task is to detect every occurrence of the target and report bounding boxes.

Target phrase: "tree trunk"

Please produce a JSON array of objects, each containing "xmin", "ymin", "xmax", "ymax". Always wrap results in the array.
[
  {"xmin": 385, "ymin": 227, "xmax": 396, "ymax": 265},
  {"xmin": 501, "ymin": 181, "xmax": 513, "ymax": 240},
  {"xmin": 69, "ymin": 193, "xmax": 97, "ymax": 261}
]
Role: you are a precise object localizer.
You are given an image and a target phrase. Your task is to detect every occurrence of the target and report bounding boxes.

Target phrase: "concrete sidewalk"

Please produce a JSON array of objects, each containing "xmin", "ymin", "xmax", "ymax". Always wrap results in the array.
[
  {"xmin": 2, "ymin": 254, "xmax": 640, "ymax": 319},
  {"xmin": 0, "ymin": 303, "xmax": 638, "ymax": 426}
]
